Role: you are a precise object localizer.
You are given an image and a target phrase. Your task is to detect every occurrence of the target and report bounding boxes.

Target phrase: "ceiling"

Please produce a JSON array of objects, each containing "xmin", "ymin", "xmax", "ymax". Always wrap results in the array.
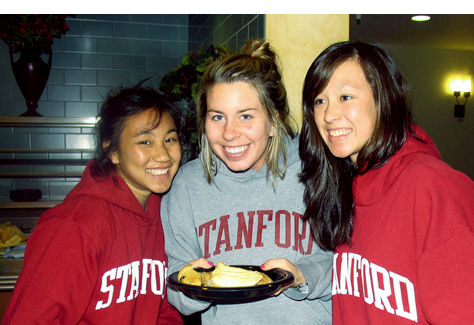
[{"xmin": 349, "ymin": 14, "xmax": 474, "ymax": 52}]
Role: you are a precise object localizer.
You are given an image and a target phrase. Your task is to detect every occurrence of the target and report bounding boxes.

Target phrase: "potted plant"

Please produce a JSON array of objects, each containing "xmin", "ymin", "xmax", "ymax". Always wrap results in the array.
[
  {"xmin": 0, "ymin": 14, "xmax": 72, "ymax": 116},
  {"xmin": 159, "ymin": 44, "xmax": 230, "ymax": 161}
]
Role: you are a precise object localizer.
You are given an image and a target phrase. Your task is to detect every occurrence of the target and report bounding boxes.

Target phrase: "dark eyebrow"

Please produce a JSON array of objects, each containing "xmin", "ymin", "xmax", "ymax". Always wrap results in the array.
[
  {"xmin": 166, "ymin": 128, "xmax": 178, "ymax": 135},
  {"xmin": 132, "ymin": 127, "xmax": 178, "ymax": 138}
]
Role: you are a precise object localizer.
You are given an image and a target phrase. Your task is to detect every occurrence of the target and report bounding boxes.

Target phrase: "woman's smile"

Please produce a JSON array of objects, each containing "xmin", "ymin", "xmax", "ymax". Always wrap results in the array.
[{"xmin": 206, "ymin": 82, "xmax": 274, "ymax": 172}]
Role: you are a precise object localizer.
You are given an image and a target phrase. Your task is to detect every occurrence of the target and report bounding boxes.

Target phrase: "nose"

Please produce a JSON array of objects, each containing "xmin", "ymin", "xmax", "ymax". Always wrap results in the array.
[
  {"xmin": 222, "ymin": 119, "xmax": 240, "ymax": 141},
  {"xmin": 152, "ymin": 143, "xmax": 172, "ymax": 162},
  {"xmin": 324, "ymin": 101, "xmax": 342, "ymax": 123}
]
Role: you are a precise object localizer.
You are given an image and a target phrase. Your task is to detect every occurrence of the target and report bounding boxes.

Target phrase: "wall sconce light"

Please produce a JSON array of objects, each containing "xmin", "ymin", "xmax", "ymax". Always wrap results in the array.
[{"xmin": 451, "ymin": 79, "xmax": 471, "ymax": 122}]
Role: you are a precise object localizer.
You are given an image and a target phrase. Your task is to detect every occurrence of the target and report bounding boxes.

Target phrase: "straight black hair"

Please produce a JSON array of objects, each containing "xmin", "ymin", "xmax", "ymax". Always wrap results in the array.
[{"xmin": 299, "ymin": 41, "xmax": 414, "ymax": 251}]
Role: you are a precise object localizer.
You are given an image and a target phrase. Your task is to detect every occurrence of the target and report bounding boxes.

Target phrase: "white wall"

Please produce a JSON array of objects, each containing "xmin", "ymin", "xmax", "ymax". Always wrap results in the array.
[{"xmin": 384, "ymin": 43, "xmax": 474, "ymax": 179}]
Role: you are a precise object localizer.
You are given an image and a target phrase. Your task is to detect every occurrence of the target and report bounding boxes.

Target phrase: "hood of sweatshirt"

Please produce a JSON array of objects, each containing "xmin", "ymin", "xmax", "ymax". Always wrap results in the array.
[
  {"xmin": 63, "ymin": 160, "xmax": 159, "ymax": 225},
  {"xmin": 353, "ymin": 125, "xmax": 441, "ymax": 207}
]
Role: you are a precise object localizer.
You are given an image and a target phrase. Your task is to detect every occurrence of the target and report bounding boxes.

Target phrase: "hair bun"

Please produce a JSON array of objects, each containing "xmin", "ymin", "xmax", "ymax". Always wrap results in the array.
[{"xmin": 241, "ymin": 39, "xmax": 276, "ymax": 62}]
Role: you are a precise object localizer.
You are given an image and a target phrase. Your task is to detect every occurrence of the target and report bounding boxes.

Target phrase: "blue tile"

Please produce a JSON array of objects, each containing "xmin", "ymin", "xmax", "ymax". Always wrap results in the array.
[
  {"xmin": 48, "ymin": 69, "xmax": 65, "ymax": 85},
  {"xmin": 47, "ymin": 85, "xmax": 81, "ymax": 101},
  {"xmin": 0, "ymin": 100, "xmax": 24, "ymax": 117},
  {"xmin": 98, "ymin": 70, "xmax": 131, "ymax": 87},
  {"xmin": 147, "ymin": 25, "xmax": 179, "ymax": 41},
  {"xmin": 66, "ymin": 102, "xmax": 99, "ymax": 117},
  {"xmin": 97, "ymin": 38, "xmax": 130, "ymax": 54},
  {"xmin": 178, "ymin": 27, "xmax": 188, "ymax": 41},
  {"xmin": 163, "ymin": 14, "xmax": 188, "ymax": 26},
  {"xmin": 114, "ymin": 55, "xmax": 146, "ymax": 71},
  {"xmin": 32, "ymin": 134, "xmax": 65, "ymax": 150},
  {"xmin": 66, "ymin": 134, "xmax": 95, "ymax": 149},
  {"xmin": 36, "ymin": 101, "xmax": 66, "ymax": 117},
  {"xmin": 13, "ymin": 126, "xmax": 47, "ymax": 134},
  {"xmin": 65, "ymin": 19, "xmax": 81, "ymax": 37},
  {"xmin": 81, "ymin": 21, "xmax": 114, "ymax": 37},
  {"xmin": 65, "ymin": 37, "xmax": 97, "ymax": 53},
  {"xmin": 48, "ymin": 126, "xmax": 81, "ymax": 134},
  {"xmin": 130, "ymin": 40, "xmax": 162, "ymax": 56},
  {"xmin": 51, "ymin": 53, "xmax": 81, "ymax": 69},
  {"xmin": 65, "ymin": 70, "xmax": 97, "ymax": 86},
  {"xmin": 66, "ymin": 165, "xmax": 87, "ymax": 173},
  {"xmin": 0, "ymin": 133, "xmax": 29, "ymax": 149},
  {"xmin": 115, "ymin": 23, "xmax": 147, "ymax": 39},
  {"xmin": 49, "ymin": 152, "xmax": 83, "ymax": 160},
  {"xmin": 162, "ymin": 41, "xmax": 188, "ymax": 57},
  {"xmin": 81, "ymin": 54, "xmax": 114, "ymax": 70},
  {"xmin": 147, "ymin": 56, "xmax": 179, "ymax": 73},
  {"xmin": 237, "ymin": 26, "xmax": 249, "ymax": 50},
  {"xmin": 51, "ymin": 38, "xmax": 65, "ymax": 52},
  {"xmin": 231, "ymin": 15, "xmax": 244, "ymax": 35},
  {"xmin": 131, "ymin": 14, "xmax": 163, "ymax": 24},
  {"xmin": 81, "ymin": 86, "xmax": 110, "ymax": 102},
  {"xmin": 189, "ymin": 14, "xmax": 212, "ymax": 26},
  {"xmin": 130, "ymin": 72, "xmax": 162, "ymax": 88}
]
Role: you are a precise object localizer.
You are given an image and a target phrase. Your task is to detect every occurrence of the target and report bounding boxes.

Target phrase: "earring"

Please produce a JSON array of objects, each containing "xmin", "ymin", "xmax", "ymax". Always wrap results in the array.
[{"xmin": 112, "ymin": 158, "xmax": 117, "ymax": 163}]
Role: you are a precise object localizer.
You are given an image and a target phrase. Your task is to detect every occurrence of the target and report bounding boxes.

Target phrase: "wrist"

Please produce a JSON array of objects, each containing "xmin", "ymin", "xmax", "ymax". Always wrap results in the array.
[{"xmin": 294, "ymin": 281, "xmax": 308, "ymax": 293}]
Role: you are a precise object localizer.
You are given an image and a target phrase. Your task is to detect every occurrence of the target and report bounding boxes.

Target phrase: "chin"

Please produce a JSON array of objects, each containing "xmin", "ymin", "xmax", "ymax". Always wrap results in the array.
[{"xmin": 223, "ymin": 161, "xmax": 252, "ymax": 172}]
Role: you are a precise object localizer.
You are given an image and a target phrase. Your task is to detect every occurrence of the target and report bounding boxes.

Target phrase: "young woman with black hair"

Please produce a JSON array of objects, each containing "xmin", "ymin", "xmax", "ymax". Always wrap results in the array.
[
  {"xmin": 300, "ymin": 40, "xmax": 474, "ymax": 324},
  {"xmin": 4, "ymin": 84, "xmax": 184, "ymax": 324}
]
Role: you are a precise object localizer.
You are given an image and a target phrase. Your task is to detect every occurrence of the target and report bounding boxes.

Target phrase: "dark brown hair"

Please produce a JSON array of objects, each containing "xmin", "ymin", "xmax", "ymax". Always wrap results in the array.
[
  {"xmin": 91, "ymin": 81, "xmax": 185, "ymax": 180},
  {"xmin": 299, "ymin": 41, "xmax": 414, "ymax": 251}
]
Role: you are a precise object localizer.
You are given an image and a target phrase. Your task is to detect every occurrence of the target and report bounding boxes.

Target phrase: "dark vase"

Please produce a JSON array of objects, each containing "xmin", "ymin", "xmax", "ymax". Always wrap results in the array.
[{"xmin": 9, "ymin": 45, "xmax": 52, "ymax": 117}]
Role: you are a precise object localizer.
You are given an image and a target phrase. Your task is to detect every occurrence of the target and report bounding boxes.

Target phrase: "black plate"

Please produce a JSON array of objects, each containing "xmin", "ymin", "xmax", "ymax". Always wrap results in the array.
[{"xmin": 167, "ymin": 265, "xmax": 294, "ymax": 300}]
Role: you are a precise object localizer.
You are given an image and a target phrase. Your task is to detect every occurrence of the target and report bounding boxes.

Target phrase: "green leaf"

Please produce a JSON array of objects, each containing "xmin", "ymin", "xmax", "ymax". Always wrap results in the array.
[
  {"xmin": 182, "ymin": 56, "xmax": 191, "ymax": 66},
  {"xmin": 171, "ymin": 84, "xmax": 181, "ymax": 95},
  {"xmin": 196, "ymin": 64, "xmax": 207, "ymax": 73}
]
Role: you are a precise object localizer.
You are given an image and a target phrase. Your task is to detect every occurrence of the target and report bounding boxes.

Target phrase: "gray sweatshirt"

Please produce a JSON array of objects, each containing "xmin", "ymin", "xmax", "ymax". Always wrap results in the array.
[{"xmin": 161, "ymin": 135, "xmax": 332, "ymax": 324}]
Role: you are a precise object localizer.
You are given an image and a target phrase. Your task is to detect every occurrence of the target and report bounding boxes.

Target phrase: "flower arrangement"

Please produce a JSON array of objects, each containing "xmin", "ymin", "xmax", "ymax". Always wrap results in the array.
[
  {"xmin": 160, "ymin": 44, "xmax": 230, "ymax": 146},
  {"xmin": 0, "ymin": 14, "xmax": 71, "ymax": 52}
]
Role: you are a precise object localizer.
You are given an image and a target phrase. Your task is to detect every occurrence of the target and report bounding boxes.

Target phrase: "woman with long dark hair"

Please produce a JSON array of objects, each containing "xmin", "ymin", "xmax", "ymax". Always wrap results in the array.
[
  {"xmin": 300, "ymin": 40, "xmax": 474, "ymax": 324},
  {"xmin": 4, "ymin": 84, "xmax": 185, "ymax": 324}
]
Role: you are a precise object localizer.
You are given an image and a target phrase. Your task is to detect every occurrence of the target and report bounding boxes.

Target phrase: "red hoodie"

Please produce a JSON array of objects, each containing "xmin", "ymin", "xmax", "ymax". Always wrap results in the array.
[
  {"xmin": 3, "ymin": 161, "xmax": 183, "ymax": 324},
  {"xmin": 332, "ymin": 126, "xmax": 474, "ymax": 324}
]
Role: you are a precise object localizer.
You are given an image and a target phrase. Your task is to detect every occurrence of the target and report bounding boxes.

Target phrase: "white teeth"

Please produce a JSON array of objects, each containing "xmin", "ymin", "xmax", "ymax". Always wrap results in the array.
[
  {"xmin": 146, "ymin": 168, "xmax": 169, "ymax": 175},
  {"xmin": 329, "ymin": 129, "xmax": 352, "ymax": 137},
  {"xmin": 225, "ymin": 145, "xmax": 249, "ymax": 154}
]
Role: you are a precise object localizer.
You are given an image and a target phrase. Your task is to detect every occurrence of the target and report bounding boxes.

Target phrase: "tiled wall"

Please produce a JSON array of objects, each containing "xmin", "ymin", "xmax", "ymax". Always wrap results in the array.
[
  {"xmin": 0, "ymin": 14, "xmax": 189, "ymax": 118},
  {"xmin": 0, "ymin": 14, "xmax": 264, "ymax": 202},
  {"xmin": 189, "ymin": 14, "xmax": 265, "ymax": 52},
  {"xmin": 0, "ymin": 14, "xmax": 188, "ymax": 202}
]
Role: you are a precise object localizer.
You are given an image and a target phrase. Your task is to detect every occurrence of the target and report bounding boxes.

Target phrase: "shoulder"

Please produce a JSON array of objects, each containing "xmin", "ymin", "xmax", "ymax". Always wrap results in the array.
[
  {"xmin": 163, "ymin": 158, "xmax": 207, "ymax": 200},
  {"xmin": 403, "ymin": 152, "xmax": 470, "ymax": 189},
  {"xmin": 285, "ymin": 133, "xmax": 302, "ymax": 169},
  {"xmin": 176, "ymin": 158, "xmax": 204, "ymax": 178},
  {"xmin": 37, "ymin": 195, "xmax": 115, "ymax": 240},
  {"xmin": 400, "ymin": 153, "xmax": 474, "ymax": 220}
]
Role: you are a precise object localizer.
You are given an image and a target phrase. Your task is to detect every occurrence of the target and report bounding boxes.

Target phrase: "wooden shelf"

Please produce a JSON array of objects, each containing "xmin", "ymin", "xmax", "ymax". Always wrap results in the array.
[
  {"xmin": 0, "ymin": 116, "xmax": 98, "ymax": 127},
  {"xmin": 0, "ymin": 201, "xmax": 61, "ymax": 209}
]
